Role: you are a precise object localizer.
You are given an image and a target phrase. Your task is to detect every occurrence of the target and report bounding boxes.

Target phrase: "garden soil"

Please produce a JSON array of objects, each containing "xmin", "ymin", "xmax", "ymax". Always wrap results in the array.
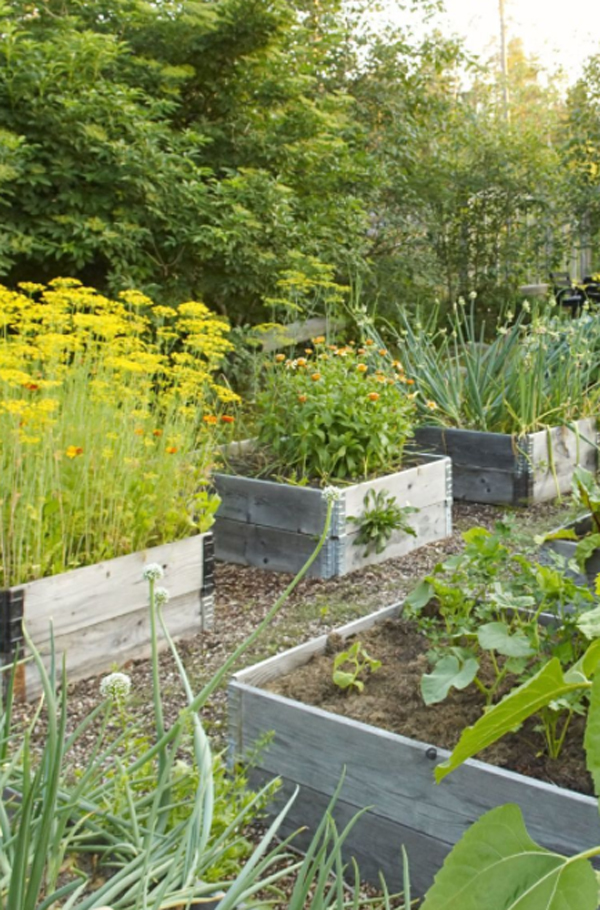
[{"xmin": 267, "ymin": 615, "xmax": 592, "ymax": 796}]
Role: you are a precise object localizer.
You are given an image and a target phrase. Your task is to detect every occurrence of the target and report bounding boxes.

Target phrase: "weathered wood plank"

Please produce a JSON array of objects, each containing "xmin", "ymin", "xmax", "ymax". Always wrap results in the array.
[
  {"xmin": 231, "ymin": 683, "xmax": 600, "ymax": 863},
  {"xmin": 414, "ymin": 427, "xmax": 518, "ymax": 470},
  {"xmin": 245, "ymin": 769, "xmax": 449, "ymax": 896},
  {"xmin": 214, "ymin": 518, "xmax": 335, "ymax": 576},
  {"xmin": 26, "ymin": 589, "xmax": 205, "ymax": 697},
  {"xmin": 342, "ymin": 457, "xmax": 449, "ymax": 522},
  {"xmin": 450, "ymin": 465, "xmax": 520, "ymax": 504},
  {"xmin": 19, "ymin": 535, "xmax": 206, "ymax": 642},
  {"xmin": 214, "ymin": 474, "xmax": 329, "ymax": 536}
]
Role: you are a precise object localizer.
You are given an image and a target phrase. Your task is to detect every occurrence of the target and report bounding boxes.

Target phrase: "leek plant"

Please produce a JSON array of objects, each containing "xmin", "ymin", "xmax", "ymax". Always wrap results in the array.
[{"xmin": 369, "ymin": 299, "xmax": 600, "ymax": 435}]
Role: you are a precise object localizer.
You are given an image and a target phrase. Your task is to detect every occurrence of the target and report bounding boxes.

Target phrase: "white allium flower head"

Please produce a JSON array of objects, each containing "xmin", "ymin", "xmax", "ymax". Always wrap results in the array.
[
  {"xmin": 100, "ymin": 672, "xmax": 132, "ymax": 701},
  {"xmin": 522, "ymin": 300, "xmax": 531, "ymax": 313},
  {"xmin": 322, "ymin": 485, "xmax": 342, "ymax": 504},
  {"xmin": 155, "ymin": 587, "xmax": 170, "ymax": 606},
  {"xmin": 143, "ymin": 563, "xmax": 164, "ymax": 581},
  {"xmin": 468, "ymin": 291, "xmax": 477, "ymax": 300}
]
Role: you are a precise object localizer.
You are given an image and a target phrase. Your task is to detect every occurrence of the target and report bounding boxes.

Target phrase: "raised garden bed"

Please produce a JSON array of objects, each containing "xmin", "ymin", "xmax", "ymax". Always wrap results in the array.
[
  {"xmin": 228, "ymin": 603, "xmax": 600, "ymax": 896},
  {"xmin": 541, "ymin": 513, "xmax": 600, "ymax": 587},
  {"xmin": 1, "ymin": 532, "xmax": 214, "ymax": 700},
  {"xmin": 213, "ymin": 454, "xmax": 452, "ymax": 578},
  {"xmin": 414, "ymin": 418, "xmax": 597, "ymax": 505}
]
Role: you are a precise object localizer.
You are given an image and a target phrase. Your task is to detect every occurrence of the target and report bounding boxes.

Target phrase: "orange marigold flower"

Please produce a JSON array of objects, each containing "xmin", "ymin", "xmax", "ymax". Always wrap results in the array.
[
  {"xmin": 221, "ymin": 415, "xmax": 235, "ymax": 423},
  {"xmin": 134, "ymin": 427, "xmax": 144, "ymax": 436},
  {"xmin": 392, "ymin": 360, "xmax": 403, "ymax": 370},
  {"xmin": 365, "ymin": 339, "xmax": 374, "ymax": 346},
  {"xmin": 297, "ymin": 357, "xmax": 308, "ymax": 367},
  {"xmin": 311, "ymin": 372, "xmax": 321, "ymax": 381},
  {"xmin": 166, "ymin": 446, "xmax": 178, "ymax": 454},
  {"xmin": 379, "ymin": 349, "xmax": 388, "ymax": 356},
  {"xmin": 367, "ymin": 392, "xmax": 380, "ymax": 401},
  {"xmin": 406, "ymin": 378, "xmax": 415, "ymax": 385},
  {"xmin": 152, "ymin": 429, "xmax": 163, "ymax": 437},
  {"xmin": 304, "ymin": 348, "xmax": 313, "ymax": 354},
  {"xmin": 357, "ymin": 363, "xmax": 368, "ymax": 373},
  {"xmin": 312, "ymin": 335, "xmax": 326, "ymax": 344},
  {"xmin": 275, "ymin": 353, "xmax": 286, "ymax": 362},
  {"xmin": 66, "ymin": 445, "xmax": 84, "ymax": 459},
  {"xmin": 203, "ymin": 415, "xmax": 218, "ymax": 425},
  {"xmin": 298, "ymin": 394, "xmax": 308, "ymax": 403},
  {"xmin": 358, "ymin": 347, "xmax": 366, "ymax": 354},
  {"xmin": 22, "ymin": 382, "xmax": 39, "ymax": 391}
]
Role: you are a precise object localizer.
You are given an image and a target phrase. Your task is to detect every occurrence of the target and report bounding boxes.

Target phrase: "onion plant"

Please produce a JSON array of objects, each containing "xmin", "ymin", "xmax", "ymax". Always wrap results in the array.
[
  {"xmin": 0, "ymin": 490, "xmax": 403, "ymax": 910},
  {"xmin": 367, "ymin": 299, "xmax": 600, "ymax": 435}
]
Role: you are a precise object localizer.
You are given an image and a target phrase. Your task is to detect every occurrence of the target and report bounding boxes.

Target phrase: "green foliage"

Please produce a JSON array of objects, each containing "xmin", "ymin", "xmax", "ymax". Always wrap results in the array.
[
  {"xmin": 419, "ymin": 804, "xmax": 599, "ymax": 910},
  {"xmin": 350, "ymin": 488, "xmax": 417, "ymax": 556},
  {"xmin": 378, "ymin": 299, "xmax": 600, "ymax": 434},
  {"xmin": 332, "ymin": 640, "xmax": 382, "ymax": 693},
  {"xmin": 253, "ymin": 339, "xmax": 415, "ymax": 482}
]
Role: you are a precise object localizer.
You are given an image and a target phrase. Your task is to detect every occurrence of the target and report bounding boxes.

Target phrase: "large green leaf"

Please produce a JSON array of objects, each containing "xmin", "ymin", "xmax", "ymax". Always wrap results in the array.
[
  {"xmin": 577, "ymin": 605, "xmax": 600, "ymax": 640},
  {"xmin": 435, "ymin": 659, "xmax": 585, "ymax": 782},
  {"xmin": 477, "ymin": 621, "xmax": 535, "ymax": 658},
  {"xmin": 420, "ymin": 804, "xmax": 598, "ymax": 910},
  {"xmin": 584, "ymin": 672, "xmax": 600, "ymax": 797},
  {"xmin": 421, "ymin": 655, "xmax": 479, "ymax": 706}
]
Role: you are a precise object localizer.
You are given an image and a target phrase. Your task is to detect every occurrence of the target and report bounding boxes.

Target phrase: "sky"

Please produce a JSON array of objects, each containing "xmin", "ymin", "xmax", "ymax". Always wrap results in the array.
[
  {"xmin": 374, "ymin": 0, "xmax": 600, "ymax": 84},
  {"xmin": 436, "ymin": 0, "xmax": 599, "ymax": 82}
]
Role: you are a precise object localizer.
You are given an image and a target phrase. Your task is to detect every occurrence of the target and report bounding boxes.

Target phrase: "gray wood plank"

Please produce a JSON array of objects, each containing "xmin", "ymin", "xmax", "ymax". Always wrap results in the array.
[
  {"xmin": 450, "ymin": 465, "xmax": 519, "ymax": 504},
  {"xmin": 19, "ymin": 535, "xmax": 206, "ymax": 642},
  {"xmin": 230, "ymin": 684, "xmax": 600, "ymax": 861},
  {"xmin": 214, "ymin": 474, "xmax": 328, "ymax": 536},
  {"xmin": 213, "ymin": 518, "xmax": 335, "ymax": 577},
  {"xmin": 414, "ymin": 427, "xmax": 519, "ymax": 470},
  {"xmin": 342, "ymin": 457, "xmax": 449, "ymax": 521},
  {"xmin": 26, "ymin": 589, "xmax": 205, "ymax": 697},
  {"xmin": 245, "ymin": 769, "xmax": 450, "ymax": 896}
]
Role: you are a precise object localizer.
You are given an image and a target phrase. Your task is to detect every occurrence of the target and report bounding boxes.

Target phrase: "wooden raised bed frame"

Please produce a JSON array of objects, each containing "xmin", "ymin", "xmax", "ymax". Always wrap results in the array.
[
  {"xmin": 0, "ymin": 532, "xmax": 214, "ymax": 700},
  {"xmin": 214, "ymin": 454, "xmax": 452, "ymax": 578},
  {"xmin": 228, "ymin": 603, "xmax": 600, "ymax": 896},
  {"xmin": 414, "ymin": 418, "xmax": 597, "ymax": 505}
]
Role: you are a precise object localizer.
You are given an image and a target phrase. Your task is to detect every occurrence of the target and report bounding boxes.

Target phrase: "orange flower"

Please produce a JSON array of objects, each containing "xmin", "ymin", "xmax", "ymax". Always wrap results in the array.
[
  {"xmin": 304, "ymin": 348, "xmax": 313, "ymax": 354},
  {"xmin": 312, "ymin": 335, "xmax": 326, "ymax": 344},
  {"xmin": 311, "ymin": 372, "xmax": 321, "ymax": 381},
  {"xmin": 134, "ymin": 427, "xmax": 144, "ymax": 436},
  {"xmin": 379, "ymin": 349, "xmax": 388, "ymax": 356},
  {"xmin": 152, "ymin": 429, "xmax": 163, "ymax": 437},
  {"xmin": 298, "ymin": 394, "xmax": 308, "ymax": 403},
  {"xmin": 166, "ymin": 446, "xmax": 178, "ymax": 454},
  {"xmin": 296, "ymin": 357, "xmax": 307, "ymax": 367},
  {"xmin": 22, "ymin": 382, "xmax": 39, "ymax": 391},
  {"xmin": 358, "ymin": 347, "xmax": 366, "ymax": 355},
  {"xmin": 406, "ymin": 378, "xmax": 415, "ymax": 385},
  {"xmin": 221, "ymin": 415, "xmax": 235, "ymax": 424},
  {"xmin": 203, "ymin": 415, "xmax": 218, "ymax": 425},
  {"xmin": 356, "ymin": 363, "xmax": 368, "ymax": 373},
  {"xmin": 66, "ymin": 445, "xmax": 84, "ymax": 459},
  {"xmin": 365, "ymin": 339, "xmax": 374, "ymax": 346},
  {"xmin": 392, "ymin": 360, "xmax": 403, "ymax": 370},
  {"xmin": 367, "ymin": 392, "xmax": 380, "ymax": 401},
  {"xmin": 275, "ymin": 353, "xmax": 286, "ymax": 362}
]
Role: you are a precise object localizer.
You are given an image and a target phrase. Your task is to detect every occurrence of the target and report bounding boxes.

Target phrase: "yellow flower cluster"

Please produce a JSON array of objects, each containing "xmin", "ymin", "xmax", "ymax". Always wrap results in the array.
[{"xmin": 0, "ymin": 279, "xmax": 239, "ymax": 440}]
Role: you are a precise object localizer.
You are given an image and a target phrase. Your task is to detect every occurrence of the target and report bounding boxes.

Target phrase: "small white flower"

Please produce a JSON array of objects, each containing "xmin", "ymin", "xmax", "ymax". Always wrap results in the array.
[
  {"xmin": 468, "ymin": 291, "xmax": 477, "ymax": 300},
  {"xmin": 322, "ymin": 485, "xmax": 342, "ymax": 503},
  {"xmin": 100, "ymin": 672, "xmax": 132, "ymax": 701},
  {"xmin": 155, "ymin": 586, "xmax": 170, "ymax": 606},
  {"xmin": 143, "ymin": 563, "xmax": 164, "ymax": 581}
]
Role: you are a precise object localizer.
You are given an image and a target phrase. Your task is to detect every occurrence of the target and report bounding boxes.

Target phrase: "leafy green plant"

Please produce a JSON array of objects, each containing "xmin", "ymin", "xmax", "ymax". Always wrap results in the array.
[
  {"xmin": 419, "ymin": 650, "xmax": 600, "ymax": 910},
  {"xmin": 350, "ymin": 488, "xmax": 417, "ymax": 556},
  {"xmin": 404, "ymin": 524, "xmax": 594, "ymax": 758},
  {"xmin": 252, "ymin": 339, "xmax": 416, "ymax": 483},
  {"xmin": 332, "ymin": 640, "xmax": 382, "ymax": 693}
]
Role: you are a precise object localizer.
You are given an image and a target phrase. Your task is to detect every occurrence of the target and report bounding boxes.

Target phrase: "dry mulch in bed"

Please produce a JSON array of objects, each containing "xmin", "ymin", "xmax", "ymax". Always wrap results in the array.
[{"xmin": 267, "ymin": 615, "xmax": 591, "ymax": 796}]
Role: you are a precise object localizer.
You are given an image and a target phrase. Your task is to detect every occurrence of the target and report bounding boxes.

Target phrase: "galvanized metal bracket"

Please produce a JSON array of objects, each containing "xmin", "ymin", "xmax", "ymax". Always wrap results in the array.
[{"xmin": 200, "ymin": 533, "xmax": 215, "ymax": 631}]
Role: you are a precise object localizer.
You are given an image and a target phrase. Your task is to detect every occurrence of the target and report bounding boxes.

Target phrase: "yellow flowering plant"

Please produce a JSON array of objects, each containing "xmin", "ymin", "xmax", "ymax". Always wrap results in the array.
[
  {"xmin": 253, "ymin": 340, "xmax": 416, "ymax": 482},
  {"xmin": 0, "ymin": 279, "xmax": 238, "ymax": 586}
]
